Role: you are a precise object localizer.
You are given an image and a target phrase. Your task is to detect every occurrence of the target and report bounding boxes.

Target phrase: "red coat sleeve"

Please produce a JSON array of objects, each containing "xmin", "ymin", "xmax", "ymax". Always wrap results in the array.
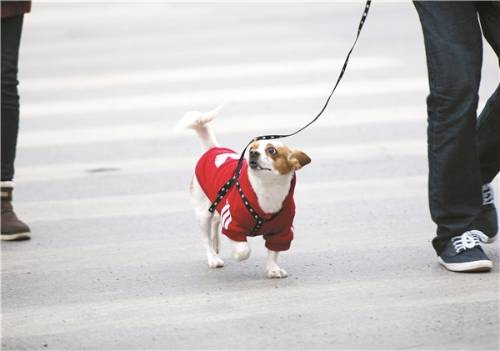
[{"xmin": 264, "ymin": 227, "xmax": 294, "ymax": 251}]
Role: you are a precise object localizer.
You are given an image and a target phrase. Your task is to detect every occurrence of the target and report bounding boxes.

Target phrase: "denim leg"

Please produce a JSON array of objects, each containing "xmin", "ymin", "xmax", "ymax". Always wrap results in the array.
[
  {"xmin": 414, "ymin": 1, "xmax": 484, "ymax": 254},
  {"xmin": 1, "ymin": 15, "xmax": 24, "ymax": 182},
  {"xmin": 477, "ymin": 1, "xmax": 500, "ymax": 185}
]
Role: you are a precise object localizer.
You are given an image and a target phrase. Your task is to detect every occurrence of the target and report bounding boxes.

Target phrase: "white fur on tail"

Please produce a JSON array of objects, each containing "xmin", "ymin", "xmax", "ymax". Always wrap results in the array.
[{"xmin": 177, "ymin": 104, "xmax": 223, "ymax": 150}]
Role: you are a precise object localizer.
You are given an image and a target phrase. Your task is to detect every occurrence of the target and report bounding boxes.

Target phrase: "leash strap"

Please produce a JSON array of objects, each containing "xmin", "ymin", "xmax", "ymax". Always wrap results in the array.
[{"xmin": 209, "ymin": 0, "xmax": 371, "ymax": 214}]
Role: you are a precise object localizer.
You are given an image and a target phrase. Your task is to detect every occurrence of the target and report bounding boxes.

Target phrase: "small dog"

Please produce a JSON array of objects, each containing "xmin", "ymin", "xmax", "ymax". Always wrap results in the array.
[{"xmin": 179, "ymin": 106, "xmax": 311, "ymax": 278}]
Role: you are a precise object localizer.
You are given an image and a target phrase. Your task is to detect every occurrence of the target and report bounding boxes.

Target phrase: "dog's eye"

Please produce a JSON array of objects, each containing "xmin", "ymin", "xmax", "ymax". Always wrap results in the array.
[{"xmin": 266, "ymin": 146, "xmax": 278, "ymax": 156}]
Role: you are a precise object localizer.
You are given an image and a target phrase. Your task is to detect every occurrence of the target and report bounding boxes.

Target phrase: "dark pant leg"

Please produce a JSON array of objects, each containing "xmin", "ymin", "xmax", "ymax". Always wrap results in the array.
[
  {"xmin": 476, "ymin": 1, "xmax": 500, "ymax": 185},
  {"xmin": 1, "ymin": 15, "xmax": 24, "ymax": 182},
  {"xmin": 413, "ymin": 1, "xmax": 484, "ymax": 255}
]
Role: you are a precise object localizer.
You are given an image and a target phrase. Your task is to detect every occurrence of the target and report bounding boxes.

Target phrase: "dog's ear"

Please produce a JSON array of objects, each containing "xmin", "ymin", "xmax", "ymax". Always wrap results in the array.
[{"xmin": 288, "ymin": 150, "xmax": 311, "ymax": 170}]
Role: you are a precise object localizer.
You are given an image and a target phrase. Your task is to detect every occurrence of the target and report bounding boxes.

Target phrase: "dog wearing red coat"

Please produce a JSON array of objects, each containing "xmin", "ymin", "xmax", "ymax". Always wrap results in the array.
[{"xmin": 178, "ymin": 106, "xmax": 311, "ymax": 278}]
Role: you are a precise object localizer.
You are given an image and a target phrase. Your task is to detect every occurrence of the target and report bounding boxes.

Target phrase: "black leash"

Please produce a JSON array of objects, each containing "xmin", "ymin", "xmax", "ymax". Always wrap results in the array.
[{"xmin": 209, "ymin": 0, "xmax": 372, "ymax": 214}]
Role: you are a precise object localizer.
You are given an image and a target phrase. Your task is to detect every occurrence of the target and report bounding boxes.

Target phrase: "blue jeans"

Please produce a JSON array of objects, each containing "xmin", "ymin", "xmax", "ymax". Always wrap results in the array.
[{"xmin": 414, "ymin": 1, "xmax": 500, "ymax": 254}]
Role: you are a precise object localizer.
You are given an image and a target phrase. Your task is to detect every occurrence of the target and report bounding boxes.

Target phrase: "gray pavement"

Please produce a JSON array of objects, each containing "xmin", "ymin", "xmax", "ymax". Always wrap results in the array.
[{"xmin": 1, "ymin": 2, "xmax": 499, "ymax": 350}]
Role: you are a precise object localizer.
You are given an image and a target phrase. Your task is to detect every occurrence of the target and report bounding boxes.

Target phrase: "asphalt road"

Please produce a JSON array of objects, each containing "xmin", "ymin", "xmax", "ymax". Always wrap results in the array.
[{"xmin": 2, "ymin": 2, "xmax": 499, "ymax": 350}]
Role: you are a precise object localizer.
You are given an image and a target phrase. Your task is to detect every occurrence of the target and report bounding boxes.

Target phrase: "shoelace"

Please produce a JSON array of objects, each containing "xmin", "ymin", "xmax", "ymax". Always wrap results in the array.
[
  {"xmin": 482, "ymin": 184, "xmax": 495, "ymax": 205},
  {"xmin": 451, "ymin": 230, "xmax": 489, "ymax": 253}
]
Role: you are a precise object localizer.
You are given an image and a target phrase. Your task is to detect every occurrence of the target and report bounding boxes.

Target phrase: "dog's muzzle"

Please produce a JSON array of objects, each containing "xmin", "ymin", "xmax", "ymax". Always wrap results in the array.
[
  {"xmin": 249, "ymin": 150, "xmax": 260, "ymax": 169},
  {"xmin": 249, "ymin": 151, "xmax": 271, "ymax": 171}
]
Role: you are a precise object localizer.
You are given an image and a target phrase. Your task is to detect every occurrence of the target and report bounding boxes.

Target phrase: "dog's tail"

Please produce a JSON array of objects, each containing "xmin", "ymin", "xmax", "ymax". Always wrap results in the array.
[{"xmin": 176, "ymin": 104, "xmax": 223, "ymax": 151}]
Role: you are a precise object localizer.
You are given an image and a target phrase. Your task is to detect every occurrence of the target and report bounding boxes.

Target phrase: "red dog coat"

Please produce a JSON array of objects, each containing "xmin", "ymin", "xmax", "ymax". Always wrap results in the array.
[{"xmin": 195, "ymin": 147, "xmax": 295, "ymax": 251}]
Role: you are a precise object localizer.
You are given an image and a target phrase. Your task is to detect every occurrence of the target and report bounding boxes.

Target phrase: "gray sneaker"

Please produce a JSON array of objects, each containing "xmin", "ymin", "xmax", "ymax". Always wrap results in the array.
[{"xmin": 437, "ymin": 231, "xmax": 492, "ymax": 272}]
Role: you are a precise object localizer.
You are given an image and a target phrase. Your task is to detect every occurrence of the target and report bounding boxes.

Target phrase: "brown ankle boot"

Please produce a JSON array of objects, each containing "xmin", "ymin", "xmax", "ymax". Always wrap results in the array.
[{"xmin": 1, "ymin": 182, "xmax": 31, "ymax": 241}]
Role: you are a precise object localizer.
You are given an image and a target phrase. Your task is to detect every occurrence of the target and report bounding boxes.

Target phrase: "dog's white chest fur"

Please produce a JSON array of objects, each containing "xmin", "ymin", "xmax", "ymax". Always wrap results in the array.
[{"xmin": 247, "ymin": 170, "xmax": 294, "ymax": 214}]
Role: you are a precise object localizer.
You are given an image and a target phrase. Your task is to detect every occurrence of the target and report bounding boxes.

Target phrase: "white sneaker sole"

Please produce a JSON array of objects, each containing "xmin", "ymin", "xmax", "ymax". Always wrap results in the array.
[
  {"xmin": 1, "ymin": 232, "xmax": 31, "ymax": 241},
  {"xmin": 485, "ymin": 235, "xmax": 497, "ymax": 244},
  {"xmin": 438, "ymin": 257, "xmax": 493, "ymax": 272}
]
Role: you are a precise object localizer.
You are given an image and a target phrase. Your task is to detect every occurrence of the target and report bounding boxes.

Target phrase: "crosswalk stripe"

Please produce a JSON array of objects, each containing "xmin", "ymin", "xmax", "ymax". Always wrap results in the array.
[
  {"xmin": 7, "ymin": 274, "xmax": 487, "ymax": 338},
  {"xmin": 16, "ymin": 175, "xmax": 426, "ymax": 223},
  {"xmin": 15, "ymin": 139, "xmax": 425, "ymax": 182},
  {"xmin": 21, "ymin": 77, "xmax": 427, "ymax": 118},
  {"xmin": 18, "ymin": 105, "xmax": 425, "ymax": 148},
  {"xmin": 22, "ymin": 57, "xmax": 401, "ymax": 92},
  {"xmin": 19, "ymin": 39, "xmax": 347, "ymax": 74},
  {"xmin": 21, "ymin": 11, "xmax": 360, "ymax": 57}
]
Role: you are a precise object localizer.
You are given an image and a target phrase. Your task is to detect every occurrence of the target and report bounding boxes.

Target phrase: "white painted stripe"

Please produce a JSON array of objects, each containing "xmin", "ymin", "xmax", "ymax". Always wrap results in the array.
[
  {"xmin": 5, "ymin": 275, "xmax": 487, "ymax": 339},
  {"xmin": 21, "ymin": 15, "xmax": 354, "ymax": 56},
  {"xmin": 22, "ymin": 57, "xmax": 401, "ymax": 92},
  {"xmin": 15, "ymin": 138, "xmax": 425, "ymax": 183},
  {"xmin": 309, "ymin": 140, "xmax": 426, "ymax": 159},
  {"xmin": 15, "ymin": 156, "xmax": 194, "ymax": 182},
  {"xmin": 22, "ymin": 0, "xmax": 372, "ymax": 4},
  {"xmin": 19, "ymin": 40, "xmax": 345, "ymax": 73},
  {"xmin": 15, "ymin": 175, "xmax": 426, "ymax": 223},
  {"xmin": 15, "ymin": 139, "xmax": 426, "ymax": 183},
  {"xmin": 21, "ymin": 77, "xmax": 427, "ymax": 118},
  {"xmin": 18, "ymin": 105, "xmax": 425, "ymax": 148}
]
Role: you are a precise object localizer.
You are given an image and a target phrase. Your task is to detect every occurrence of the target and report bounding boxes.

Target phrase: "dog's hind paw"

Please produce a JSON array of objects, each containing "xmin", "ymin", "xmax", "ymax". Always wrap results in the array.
[
  {"xmin": 207, "ymin": 256, "xmax": 225, "ymax": 269},
  {"xmin": 266, "ymin": 267, "xmax": 288, "ymax": 279}
]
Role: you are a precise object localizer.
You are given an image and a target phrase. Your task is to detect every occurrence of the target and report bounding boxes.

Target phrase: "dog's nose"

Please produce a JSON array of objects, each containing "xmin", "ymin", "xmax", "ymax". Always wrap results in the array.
[{"xmin": 249, "ymin": 150, "xmax": 260, "ymax": 158}]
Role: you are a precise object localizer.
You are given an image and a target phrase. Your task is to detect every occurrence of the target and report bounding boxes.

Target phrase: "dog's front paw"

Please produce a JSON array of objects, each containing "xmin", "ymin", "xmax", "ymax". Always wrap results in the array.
[
  {"xmin": 207, "ymin": 255, "xmax": 224, "ymax": 269},
  {"xmin": 233, "ymin": 242, "xmax": 251, "ymax": 261},
  {"xmin": 266, "ymin": 266, "xmax": 288, "ymax": 279}
]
